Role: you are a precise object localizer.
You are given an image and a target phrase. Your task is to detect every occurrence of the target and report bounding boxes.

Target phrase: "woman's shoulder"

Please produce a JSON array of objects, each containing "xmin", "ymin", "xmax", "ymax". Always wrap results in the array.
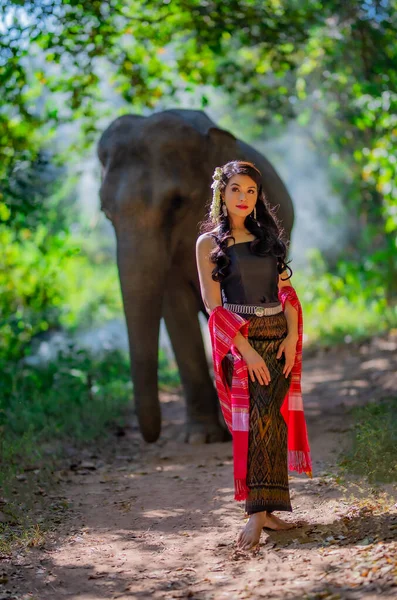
[
  {"xmin": 196, "ymin": 230, "xmax": 218, "ymax": 253},
  {"xmin": 197, "ymin": 227, "xmax": 219, "ymax": 244}
]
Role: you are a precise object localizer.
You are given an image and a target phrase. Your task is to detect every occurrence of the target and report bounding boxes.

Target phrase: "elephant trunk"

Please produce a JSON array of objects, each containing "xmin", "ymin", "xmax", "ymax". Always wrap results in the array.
[{"xmin": 116, "ymin": 224, "xmax": 171, "ymax": 443}]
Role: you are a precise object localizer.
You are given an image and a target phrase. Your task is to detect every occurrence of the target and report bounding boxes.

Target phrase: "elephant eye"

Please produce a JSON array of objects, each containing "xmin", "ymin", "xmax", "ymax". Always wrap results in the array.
[{"xmin": 171, "ymin": 194, "xmax": 184, "ymax": 210}]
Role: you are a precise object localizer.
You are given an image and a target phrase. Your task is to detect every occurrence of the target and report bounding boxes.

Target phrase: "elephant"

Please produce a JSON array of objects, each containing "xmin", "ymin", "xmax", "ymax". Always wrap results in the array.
[{"xmin": 97, "ymin": 109, "xmax": 294, "ymax": 445}]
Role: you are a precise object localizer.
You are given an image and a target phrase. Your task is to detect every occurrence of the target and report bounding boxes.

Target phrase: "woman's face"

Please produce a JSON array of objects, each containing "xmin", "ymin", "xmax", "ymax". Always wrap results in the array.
[{"xmin": 222, "ymin": 174, "xmax": 258, "ymax": 220}]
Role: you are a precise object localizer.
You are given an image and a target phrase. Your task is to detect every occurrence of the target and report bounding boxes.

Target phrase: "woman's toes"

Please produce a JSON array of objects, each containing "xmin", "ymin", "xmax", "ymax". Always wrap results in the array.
[
  {"xmin": 239, "ymin": 536, "xmax": 248, "ymax": 550},
  {"xmin": 243, "ymin": 537, "xmax": 258, "ymax": 550},
  {"xmin": 236, "ymin": 526, "xmax": 261, "ymax": 550},
  {"xmin": 239, "ymin": 537, "xmax": 246, "ymax": 549}
]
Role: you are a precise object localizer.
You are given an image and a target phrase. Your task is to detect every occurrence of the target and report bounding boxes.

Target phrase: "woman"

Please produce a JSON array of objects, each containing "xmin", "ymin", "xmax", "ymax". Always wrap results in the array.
[{"xmin": 196, "ymin": 160, "xmax": 312, "ymax": 551}]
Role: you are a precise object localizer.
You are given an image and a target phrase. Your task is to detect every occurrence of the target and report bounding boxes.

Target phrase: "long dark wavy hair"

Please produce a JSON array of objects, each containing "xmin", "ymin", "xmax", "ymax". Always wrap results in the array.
[{"xmin": 199, "ymin": 160, "xmax": 293, "ymax": 283}]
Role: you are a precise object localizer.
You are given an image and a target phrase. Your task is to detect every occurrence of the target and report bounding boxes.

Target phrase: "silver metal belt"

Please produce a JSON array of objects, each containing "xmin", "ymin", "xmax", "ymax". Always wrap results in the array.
[{"xmin": 223, "ymin": 302, "xmax": 283, "ymax": 317}]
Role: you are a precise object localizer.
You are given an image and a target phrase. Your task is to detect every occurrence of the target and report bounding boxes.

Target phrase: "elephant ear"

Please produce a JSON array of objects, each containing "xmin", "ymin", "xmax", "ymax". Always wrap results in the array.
[
  {"xmin": 206, "ymin": 126, "xmax": 239, "ymax": 178},
  {"xmin": 206, "ymin": 126, "xmax": 237, "ymax": 146},
  {"xmin": 206, "ymin": 126, "xmax": 238, "ymax": 164}
]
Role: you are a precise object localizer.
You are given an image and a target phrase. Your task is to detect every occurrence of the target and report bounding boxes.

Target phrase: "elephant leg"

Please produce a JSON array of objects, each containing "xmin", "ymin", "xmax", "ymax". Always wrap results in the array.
[{"xmin": 162, "ymin": 270, "xmax": 230, "ymax": 444}]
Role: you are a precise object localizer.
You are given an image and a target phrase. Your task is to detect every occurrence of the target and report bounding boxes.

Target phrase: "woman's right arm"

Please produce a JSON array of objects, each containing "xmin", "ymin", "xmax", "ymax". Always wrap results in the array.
[
  {"xmin": 195, "ymin": 234, "xmax": 223, "ymax": 313},
  {"xmin": 195, "ymin": 235, "xmax": 260, "ymax": 364}
]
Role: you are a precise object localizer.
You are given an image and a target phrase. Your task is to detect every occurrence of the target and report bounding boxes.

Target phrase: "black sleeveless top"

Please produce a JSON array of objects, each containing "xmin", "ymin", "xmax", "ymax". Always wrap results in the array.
[{"xmin": 220, "ymin": 241, "xmax": 280, "ymax": 306}]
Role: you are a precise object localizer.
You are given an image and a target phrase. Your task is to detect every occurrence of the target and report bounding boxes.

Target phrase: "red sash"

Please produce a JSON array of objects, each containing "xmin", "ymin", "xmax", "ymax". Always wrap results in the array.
[{"xmin": 208, "ymin": 286, "xmax": 312, "ymax": 501}]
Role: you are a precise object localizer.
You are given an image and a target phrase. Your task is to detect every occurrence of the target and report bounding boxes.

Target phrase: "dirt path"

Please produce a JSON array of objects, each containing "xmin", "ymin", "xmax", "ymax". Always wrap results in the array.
[{"xmin": 2, "ymin": 335, "xmax": 397, "ymax": 599}]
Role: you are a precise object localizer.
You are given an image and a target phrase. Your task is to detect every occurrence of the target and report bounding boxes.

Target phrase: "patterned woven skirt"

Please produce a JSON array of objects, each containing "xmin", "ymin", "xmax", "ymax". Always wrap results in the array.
[{"xmin": 222, "ymin": 311, "xmax": 293, "ymax": 515}]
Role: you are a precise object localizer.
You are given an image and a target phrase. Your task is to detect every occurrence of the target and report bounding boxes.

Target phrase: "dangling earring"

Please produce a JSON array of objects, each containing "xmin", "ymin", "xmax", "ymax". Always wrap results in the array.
[
  {"xmin": 253, "ymin": 205, "xmax": 257, "ymax": 220},
  {"xmin": 222, "ymin": 203, "xmax": 228, "ymax": 217}
]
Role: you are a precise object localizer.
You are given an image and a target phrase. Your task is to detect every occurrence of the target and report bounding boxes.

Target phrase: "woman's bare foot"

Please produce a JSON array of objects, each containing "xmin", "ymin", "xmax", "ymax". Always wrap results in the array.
[
  {"xmin": 237, "ymin": 511, "xmax": 285, "ymax": 550},
  {"xmin": 263, "ymin": 512, "xmax": 295, "ymax": 530},
  {"xmin": 237, "ymin": 510, "xmax": 299, "ymax": 550},
  {"xmin": 237, "ymin": 513, "xmax": 266, "ymax": 550}
]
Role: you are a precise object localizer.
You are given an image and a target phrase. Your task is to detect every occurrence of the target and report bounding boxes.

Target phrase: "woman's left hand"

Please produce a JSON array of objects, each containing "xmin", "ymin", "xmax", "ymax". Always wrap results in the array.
[{"xmin": 276, "ymin": 334, "xmax": 298, "ymax": 377}]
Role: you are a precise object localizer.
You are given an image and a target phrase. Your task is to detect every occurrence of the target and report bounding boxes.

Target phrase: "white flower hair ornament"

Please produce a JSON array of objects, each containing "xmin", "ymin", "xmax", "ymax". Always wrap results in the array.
[{"xmin": 209, "ymin": 166, "xmax": 224, "ymax": 223}]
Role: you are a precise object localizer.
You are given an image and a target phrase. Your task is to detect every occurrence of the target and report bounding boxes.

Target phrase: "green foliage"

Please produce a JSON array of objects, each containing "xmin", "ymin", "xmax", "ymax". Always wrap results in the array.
[
  {"xmin": 292, "ymin": 3, "xmax": 397, "ymax": 301},
  {"xmin": 57, "ymin": 255, "xmax": 122, "ymax": 331},
  {"xmin": 294, "ymin": 249, "xmax": 397, "ymax": 346},
  {"xmin": 338, "ymin": 397, "xmax": 397, "ymax": 483},
  {"xmin": 0, "ymin": 144, "xmax": 122, "ymax": 360},
  {"xmin": 2, "ymin": 150, "xmax": 74, "ymax": 232},
  {"xmin": 1, "ymin": 0, "xmax": 396, "ymax": 304},
  {"xmin": 0, "ymin": 218, "xmax": 125, "ymax": 361},
  {"xmin": 0, "ymin": 224, "xmax": 81, "ymax": 361}
]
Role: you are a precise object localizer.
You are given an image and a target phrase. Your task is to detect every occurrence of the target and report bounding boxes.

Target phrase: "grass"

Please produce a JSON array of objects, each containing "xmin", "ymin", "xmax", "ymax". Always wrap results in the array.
[
  {"xmin": 0, "ymin": 523, "xmax": 47, "ymax": 556},
  {"xmin": 338, "ymin": 397, "xmax": 397, "ymax": 483},
  {"xmin": 298, "ymin": 292, "xmax": 397, "ymax": 348},
  {"xmin": 0, "ymin": 345, "xmax": 180, "ymax": 484},
  {"xmin": 292, "ymin": 249, "xmax": 397, "ymax": 348}
]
